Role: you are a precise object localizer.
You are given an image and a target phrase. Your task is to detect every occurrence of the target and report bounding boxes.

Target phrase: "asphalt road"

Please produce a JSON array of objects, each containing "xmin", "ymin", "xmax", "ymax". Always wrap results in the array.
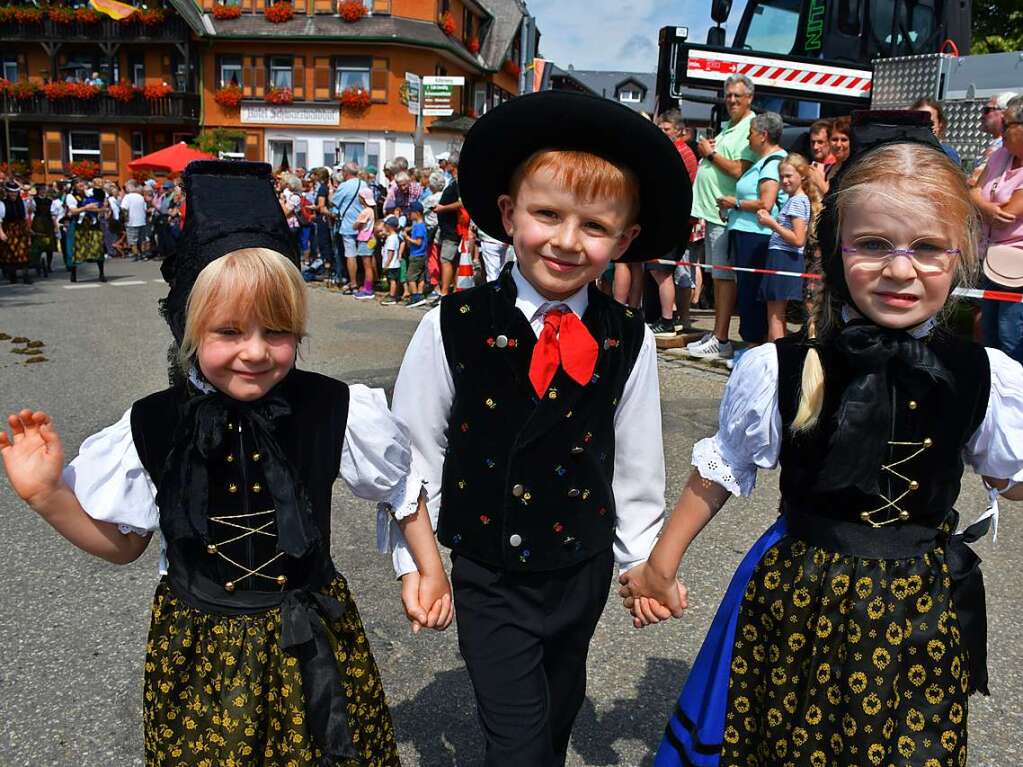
[{"xmin": 0, "ymin": 259, "xmax": 1020, "ymax": 766}]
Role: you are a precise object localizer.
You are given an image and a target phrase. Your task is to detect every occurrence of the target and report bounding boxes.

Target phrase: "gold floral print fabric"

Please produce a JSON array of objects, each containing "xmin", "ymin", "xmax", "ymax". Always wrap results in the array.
[
  {"xmin": 721, "ymin": 536, "xmax": 969, "ymax": 767},
  {"xmin": 143, "ymin": 576, "xmax": 399, "ymax": 767}
]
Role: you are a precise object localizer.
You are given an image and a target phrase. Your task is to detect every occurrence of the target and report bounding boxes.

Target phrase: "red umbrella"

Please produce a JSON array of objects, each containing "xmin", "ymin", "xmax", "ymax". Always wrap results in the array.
[{"xmin": 127, "ymin": 142, "xmax": 214, "ymax": 174}]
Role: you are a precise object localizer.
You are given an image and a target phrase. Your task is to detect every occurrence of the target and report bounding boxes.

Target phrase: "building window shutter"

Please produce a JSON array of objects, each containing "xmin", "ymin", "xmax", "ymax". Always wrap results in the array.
[
  {"xmin": 161, "ymin": 54, "xmax": 172, "ymax": 83},
  {"xmin": 313, "ymin": 0, "xmax": 331, "ymax": 12},
  {"xmin": 293, "ymin": 55, "xmax": 305, "ymax": 100},
  {"xmin": 16, "ymin": 53, "xmax": 27, "ymax": 78},
  {"xmin": 244, "ymin": 132, "xmax": 261, "ymax": 161},
  {"xmin": 313, "ymin": 56, "xmax": 331, "ymax": 100},
  {"xmin": 100, "ymin": 132, "xmax": 119, "ymax": 174},
  {"xmin": 44, "ymin": 131, "xmax": 64, "ymax": 173},
  {"xmin": 242, "ymin": 58, "xmax": 253, "ymax": 95},
  {"xmin": 371, "ymin": 0, "xmax": 390, "ymax": 12},
  {"xmin": 370, "ymin": 57, "xmax": 388, "ymax": 103},
  {"xmin": 253, "ymin": 56, "xmax": 266, "ymax": 97}
]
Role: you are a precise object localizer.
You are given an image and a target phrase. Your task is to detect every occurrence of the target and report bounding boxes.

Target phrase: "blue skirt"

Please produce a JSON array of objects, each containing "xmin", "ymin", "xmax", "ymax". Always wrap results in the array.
[
  {"xmin": 654, "ymin": 518, "xmax": 788, "ymax": 767},
  {"xmin": 759, "ymin": 247, "xmax": 805, "ymax": 302}
]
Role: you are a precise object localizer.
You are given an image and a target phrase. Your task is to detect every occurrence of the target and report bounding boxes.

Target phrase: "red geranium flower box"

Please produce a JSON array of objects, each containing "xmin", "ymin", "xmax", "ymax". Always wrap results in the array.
[
  {"xmin": 337, "ymin": 0, "xmax": 366, "ymax": 22},
  {"xmin": 74, "ymin": 7, "xmax": 102, "ymax": 23},
  {"xmin": 265, "ymin": 86, "xmax": 294, "ymax": 105},
  {"xmin": 138, "ymin": 7, "xmax": 166, "ymax": 25},
  {"xmin": 65, "ymin": 160, "xmax": 101, "ymax": 180},
  {"xmin": 212, "ymin": 3, "xmax": 242, "ymax": 19},
  {"xmin": 0, "ymin": 6, "xmax": 16, "ymax": 22},
  {"xmin": 214, "ymin": 83, "xmax": 244, "ymax": 108},
  {"xmin": 143, "ymin": 82, "xmax": 173, "ymax": 100},
  {"xmin": 339, "ymin": 86, "xmax": 371, "ymax": 111},
  {"xmin": 439, "ymin": 10, "xmax": 455, "ymax": 36},
  {"xmin": 107, "ymin": 81, "xmax": 138, "ymax": 103},
  {"xmin": 68, "ymin": 82, "xmax": 100, "ymax": 99},
  {"xmin": 14, "ymin": 6, "xmax": 44, "ymax": 23},
  {"xmin": 48, "ymin": 6, "xmax": 75, "ymax": 24},
  {"xmin": 264, "ymin": 1, "xmax": 293, "ymax": 23},
  {"xmin": 42, "ymin": 81, "xmax": 70, "ymax": 100},
  {"xmin": 468, "ymin": 36, "xmax": 481, "ymax": 54}
]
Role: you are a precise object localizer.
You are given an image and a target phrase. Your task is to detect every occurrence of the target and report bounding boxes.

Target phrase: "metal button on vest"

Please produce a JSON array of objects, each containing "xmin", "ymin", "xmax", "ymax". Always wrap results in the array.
[
  {"xmin": 495, "ymin": 334, "xmax": 509, "ymax": 348},
  {"xmin": 509, "ymin": 534, "xmax": 522, "ymax": 547},
  {"xmin": 570, "ymin": 446, "xmax": 584, "ymax": 455},
  {"xmin": 512, "ymin": 483, "xmax": 525, "ymax": 497}
]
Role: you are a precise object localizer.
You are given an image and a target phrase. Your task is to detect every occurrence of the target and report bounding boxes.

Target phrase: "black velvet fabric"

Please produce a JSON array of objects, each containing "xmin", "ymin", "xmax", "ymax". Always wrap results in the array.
[
  {"xmin": 437, "ymin": 265, "xmax": 646, "ymax": 572},
  {"xmin": 774, "ymin": 329, "xmax": 990, "ymax": 528}
]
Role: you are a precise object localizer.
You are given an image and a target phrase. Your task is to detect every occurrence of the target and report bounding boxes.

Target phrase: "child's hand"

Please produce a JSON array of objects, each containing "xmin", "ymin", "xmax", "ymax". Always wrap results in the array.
[
  {"xmin": 618, "ymin": 562, "xmax": 688, "ymax": 629},
  {"xmin": 755, "ymin": 209, "xmax": 774, "ymax": 227},
  {"xmin": 0, "ymin": 410, "xmax": 65, "ymax": 507},
  {"xmin": 400, "ymin": 569, "xmax": 453, "ymax": 634}
]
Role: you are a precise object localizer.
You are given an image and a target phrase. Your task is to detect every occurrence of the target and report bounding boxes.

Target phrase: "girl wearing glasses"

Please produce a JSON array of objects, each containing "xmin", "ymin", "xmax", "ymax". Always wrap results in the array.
[{"xmin": 620, "ymin": 114, "xmax": 1023, "ymax": 767}]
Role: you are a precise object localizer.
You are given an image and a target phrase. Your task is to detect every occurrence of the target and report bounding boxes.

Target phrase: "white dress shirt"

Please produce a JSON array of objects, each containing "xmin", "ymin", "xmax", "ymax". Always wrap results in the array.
[{"xmin": 386, "ymin": 264, "xmax": 666, "ymax": 577}]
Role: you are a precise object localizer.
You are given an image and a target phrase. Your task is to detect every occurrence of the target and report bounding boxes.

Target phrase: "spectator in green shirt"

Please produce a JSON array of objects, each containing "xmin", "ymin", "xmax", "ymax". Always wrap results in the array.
[{"xmin": 686, "ymin": 74, "xmax": 757, "ymax": 361}]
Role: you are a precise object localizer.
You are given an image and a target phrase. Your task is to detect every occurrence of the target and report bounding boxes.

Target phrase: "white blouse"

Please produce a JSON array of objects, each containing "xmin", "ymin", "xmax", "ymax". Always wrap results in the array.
[
  {"xmin": 693, "ymin": 344, "xmax": 1023, "ymax": 501},
  {"xmin": 61, "ymin": 384, "xmax": 412, "ymax": 573}
]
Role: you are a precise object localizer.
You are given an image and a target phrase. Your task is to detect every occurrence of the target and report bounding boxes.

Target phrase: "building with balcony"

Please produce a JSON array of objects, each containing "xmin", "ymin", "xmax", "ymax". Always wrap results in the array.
[
  {"xmin": 0, "ymin": 0, "xmax": 538, "ymax": 182},
  {"xmin": 0, "ymin": 6, "xmax": 200, "ymax": 181}
]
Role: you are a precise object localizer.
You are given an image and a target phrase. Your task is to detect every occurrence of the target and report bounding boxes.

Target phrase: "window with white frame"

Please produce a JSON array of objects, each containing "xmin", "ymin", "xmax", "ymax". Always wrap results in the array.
[
  {"xmin": 333, "ymin": 58, "xmax": 370, "ymax": 95},
  {"xmin": 269, "ymin": 139, "xmax": 293, "ymax": 170},
  {"xmin": 366, "ymin": 142, "xmax": 380, "ymax": 175},
  {"xmin": 68, "ymin": 131, "xmax": 101, "ymax": 164},
  {"xmin": 294, "ymin": 139, "xmax": 308, "ymax": 171},
  {"xmin": 219, "ymin": 56, "xmax": 242, "ymax": 88},
  {"xmin": 2, "ymin": 55, "xmax": 20, "ymax": 82},
  {"xmin": 618, "ymin": 87, "xmax": 642, "ymax": 103},
  {"xmin": 473, "ymin": 84, "xmax": 487, "ymax": 116},
  {"xmin": 268, "ymin": 56, "xmax": 293, "ymax": 90},
  {"xmin": 322, "ymin": 139, "xmax": 338, "ymax": 167},
  {"xmin": 129, "ymin": 55, "xmax": 145, "ymax": 88},
  {"xmin": 339, "ymin": 141, "xmax": 365, "ymax": 166}
]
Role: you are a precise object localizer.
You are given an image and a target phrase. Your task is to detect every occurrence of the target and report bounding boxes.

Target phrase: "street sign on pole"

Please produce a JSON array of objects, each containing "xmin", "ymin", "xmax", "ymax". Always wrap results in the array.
[
  {"xmin": 422, "ymin": 75, "xmax": 465, "ymax": 117},
  {"xmin": 405, "ymin": 72, "xmax": 421, "ymax": 116}
]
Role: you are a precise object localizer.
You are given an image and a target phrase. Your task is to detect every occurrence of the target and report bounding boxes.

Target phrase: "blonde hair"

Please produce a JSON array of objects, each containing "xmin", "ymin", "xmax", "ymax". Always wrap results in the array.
[
  {"xmin": 509, "ymin": 149, "xmax": 641, "ymax": 225},
  {"xmin": 791, "ymin": 142, "xmax": 981, "ymax": 432},
  {"xmin": 779, "ymin": 152, "xmax": 823, "ymax": 227},
  {"xmin": 177, "ymin": 247, "xmax": 307, "ymax": 373}
]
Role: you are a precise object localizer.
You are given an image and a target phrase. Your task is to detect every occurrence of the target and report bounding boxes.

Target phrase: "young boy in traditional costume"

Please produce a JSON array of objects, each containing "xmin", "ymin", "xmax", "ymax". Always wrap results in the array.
[
  {"xmin": 620, "ymin": 113, "xmax": 1023, "ymax": 767},
  {"xmin": 1, "ymin": 161, "xmax": 409, "ymax": 766},
  {"xmin": 383, "ymin": 90, "xmax": 692, "ymax": 766}
]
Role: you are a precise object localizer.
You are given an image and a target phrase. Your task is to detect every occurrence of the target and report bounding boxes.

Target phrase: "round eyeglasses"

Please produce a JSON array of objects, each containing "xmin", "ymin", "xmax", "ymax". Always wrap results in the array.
[{"xmin": 841, "ymin": 240, "xmax": 960, "ymax": 275}]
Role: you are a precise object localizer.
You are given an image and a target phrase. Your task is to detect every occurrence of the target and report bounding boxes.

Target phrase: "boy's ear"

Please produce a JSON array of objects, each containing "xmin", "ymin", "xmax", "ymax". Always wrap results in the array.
[
  {"xmin": 497, "ymin": 194, "xmax": 515, "ymax": 237},
  {"xmin": 612, "ymin": 224, "xmax": 642, "ymax": 261}
]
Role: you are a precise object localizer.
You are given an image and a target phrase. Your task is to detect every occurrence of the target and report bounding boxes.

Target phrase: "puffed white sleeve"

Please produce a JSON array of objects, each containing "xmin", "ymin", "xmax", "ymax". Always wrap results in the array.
[
  {"xmin": 338, "ymin": 384, "xmax": 413, "ymax": 549},
  {"xmin": 964, "ymin": 349, "xmax": 1023, "ymax": 485},
  {"xmin": 60, "ymin": 407, "xmax": 159, "ymax": 535},
  {"xmin": 691, "ymin": 344, "xmax": 782, "ymax": 497}
]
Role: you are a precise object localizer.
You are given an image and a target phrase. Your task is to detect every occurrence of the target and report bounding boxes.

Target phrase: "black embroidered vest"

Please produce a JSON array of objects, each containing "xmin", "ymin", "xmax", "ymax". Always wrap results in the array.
[
  {"xmin": 130, "ymin": 369, "xmax": 350, "ymax": 595},
  {"xmin": 775, "ymin": 331, "xmax": 990, "ymax": 528},
  {"xmin": 438, "ymin": 267, "xmax": 646, "ymax": 572}
]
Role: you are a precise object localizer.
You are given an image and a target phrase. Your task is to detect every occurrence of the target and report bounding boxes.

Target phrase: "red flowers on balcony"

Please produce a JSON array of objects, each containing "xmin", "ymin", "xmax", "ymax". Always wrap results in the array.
[
  {"xmin": 339, "ymin": 86, "xmax": 370, "ymax": 112},
  {"xmin": 13, "ymin": 5, "xmax": 43, "ymax": 23},
  {"xmin": 264, "ymin": 1, "xmax": 293, "ymax": 23},
  {"xmin": 144, "ymin": 82, "xmax": 174, "ymax": 99},
  {"xmin": 138, "ymin": 7, "xmax": 167, "ymax": 25},
  {"xmin": 74, "ymin": 7, "xmax": 102, "ymax": 23},
  {"xmin": 107, "ymin": 80, "xmax": 138, "ymax": 103},
  {"xmin": 468, "ymin": 36, "xmax": 481, "ymax": 54},
  {"xmin": 212, "ymin": 3, "xmax": 242, "ymax": 19},
  {"xmin": 502, "ymin": 59, "xmax": 521, "ymax": 78},
  {"xmin": 337, "ymin": 0, "xmax": 366, "ymax": 22},
  {"xmin": 42, "ymin": 81, "xmax": 100, "ymax": 100},
  {"xmin": 265, "ymin": 86, "xmax": 294, "ymax": 105},
  {"xmin": 439, "ymin": 10, "xmax": 455, "ymax": 36},
  {"xmin": 214, "ymin": 83, "xmax": 244, "ymax": 109},
  {"xmin": 0, "ymin": 79, "xmax": 40, "ymax": 100},
  {"xmin": 47, "ymin": 6, "xmax": 75, "ymax": 24},
  {"xmin": 65, "ymin": 160, "xmax": 102, "ymax": 180}
]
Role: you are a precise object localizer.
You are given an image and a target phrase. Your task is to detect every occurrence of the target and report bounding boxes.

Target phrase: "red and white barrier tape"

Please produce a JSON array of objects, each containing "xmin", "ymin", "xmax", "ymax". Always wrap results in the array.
[{"xmin": 666, "ymin": 260, "xmax": 1023, "ymax": 304}]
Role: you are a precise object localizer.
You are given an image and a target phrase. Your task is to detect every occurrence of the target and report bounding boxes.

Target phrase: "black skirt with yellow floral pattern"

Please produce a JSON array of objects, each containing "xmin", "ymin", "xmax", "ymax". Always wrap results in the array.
[
  {"xmin": 143, "ymin": 575, "xmax": 400, "ymax": 767},
  {"xmin": 718, "ymin": 534, "xmax": 968, "ymax": 767}
]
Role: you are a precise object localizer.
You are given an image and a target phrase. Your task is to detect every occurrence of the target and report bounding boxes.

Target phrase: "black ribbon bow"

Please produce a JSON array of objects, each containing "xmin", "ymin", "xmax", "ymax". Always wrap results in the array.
[
  {"xmin": 816, "ymin": 321, "xmax": 955, "ymax": 495},
  {"xmin": 946, "ymin": 512, "xmax": 992, "ymax": 696},
  {"xmin": 155, "ymin": 383, "xmax": 321, "ymax": 558}
]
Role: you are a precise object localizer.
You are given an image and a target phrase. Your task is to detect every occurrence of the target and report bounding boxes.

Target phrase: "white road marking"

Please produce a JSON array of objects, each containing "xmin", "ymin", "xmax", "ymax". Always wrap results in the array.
[
  {"xmin": 63, "ymin": 284, "xmax": 102, "ymax": 289},
  {"xmin": 151, "ymin": 279, "xmax": 167, "ymax": 284},
  {"xmin": 109, "ymin": 280, "xmax": 147, "ymax": 286}
]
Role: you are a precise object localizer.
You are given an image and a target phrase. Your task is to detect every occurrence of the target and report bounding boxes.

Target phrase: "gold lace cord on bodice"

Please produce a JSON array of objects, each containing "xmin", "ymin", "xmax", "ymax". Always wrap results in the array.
[{"xmin": 859, "ymin": 436, "xmax": 933, "ymax": 528}]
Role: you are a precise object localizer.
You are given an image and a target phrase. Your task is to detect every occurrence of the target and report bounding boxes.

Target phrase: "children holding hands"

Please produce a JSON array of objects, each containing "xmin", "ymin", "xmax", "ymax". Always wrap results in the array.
[{"xmin": 383, "ymin": 90, "xmax": 691, "ymax": 765}]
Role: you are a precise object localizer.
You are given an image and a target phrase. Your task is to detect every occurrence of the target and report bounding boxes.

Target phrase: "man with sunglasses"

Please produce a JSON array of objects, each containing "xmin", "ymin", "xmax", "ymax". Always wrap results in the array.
[{"xmin": 970, "ymin": 92, "xmax": 1018, "ymax": 187}]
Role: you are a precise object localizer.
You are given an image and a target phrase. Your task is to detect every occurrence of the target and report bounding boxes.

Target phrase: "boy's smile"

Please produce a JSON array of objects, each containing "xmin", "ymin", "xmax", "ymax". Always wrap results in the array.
[{"xmin": 497, "ymin": 166, "xmax": 641, "ymax": 301}]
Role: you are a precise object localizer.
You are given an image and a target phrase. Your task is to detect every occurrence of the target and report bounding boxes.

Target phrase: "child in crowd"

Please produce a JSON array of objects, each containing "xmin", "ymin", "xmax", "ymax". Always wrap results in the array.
[
  {"xmin": 403, "ymin": 201, "xmax": 429, "ymax": 306},
  {"xmin": 382, "ymin": 90, "xmax": 691, "ymax": 766},
  {"xmin": 617, "ymin": 113, "xmax": 1023, "ymax": 767},
  {"xmin": 380, "ymin": 215, "xmax": 403, "ymax": 306},
  {"xmin": 0, "ymin": 161, "xmax": 408, "ymax": 766},
  {"xmin": 755, "ymin": 152, "xmax": 821, "ymax": 340}
]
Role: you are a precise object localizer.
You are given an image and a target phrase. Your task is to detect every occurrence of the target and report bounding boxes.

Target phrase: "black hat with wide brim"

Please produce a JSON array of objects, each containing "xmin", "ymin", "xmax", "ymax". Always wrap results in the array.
[
  {"xmin": 161, "ymin": 160, "xmax": 298, "ymax": 345},
  {"xmin": 458, "ymin": 90, "xmax": 692, "ymax": 263}
]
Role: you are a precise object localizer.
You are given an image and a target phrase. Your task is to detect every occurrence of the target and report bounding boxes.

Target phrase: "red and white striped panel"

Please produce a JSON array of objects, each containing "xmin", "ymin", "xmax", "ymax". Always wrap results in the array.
[{"xmin": 687, "ymin": 50, "xmax": 872, "ymax": 101}]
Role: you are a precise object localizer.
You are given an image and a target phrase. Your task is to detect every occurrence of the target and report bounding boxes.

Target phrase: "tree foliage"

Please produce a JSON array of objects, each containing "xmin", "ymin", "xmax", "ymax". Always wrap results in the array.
[
  {"xmin": 972, "ymin": 0, "xmax": 1023, "ymax": 53},
  {"xmin": 191, "ymin": 128, "xmax": 246, "ymax": 156}
]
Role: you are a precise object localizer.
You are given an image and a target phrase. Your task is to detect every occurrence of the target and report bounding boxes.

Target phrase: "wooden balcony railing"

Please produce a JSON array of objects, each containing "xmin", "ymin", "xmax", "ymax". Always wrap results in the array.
[
  {"xmin": 0, "ymin": 92, "xmax": 200, "ymax": 123},
  {"xmin": 0, "ymin": 15, "xmax": 190, "ymax": 42}
]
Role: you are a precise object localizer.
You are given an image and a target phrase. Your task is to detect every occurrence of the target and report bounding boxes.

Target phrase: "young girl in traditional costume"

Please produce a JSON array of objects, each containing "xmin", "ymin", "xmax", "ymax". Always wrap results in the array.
[
  {"xmin": 620, "ymin": 113, "xmax": 1023, "ymax": 767},
  {"xmin": 0, "ymin": 161, "xmax": 407, "ymax": 766}
]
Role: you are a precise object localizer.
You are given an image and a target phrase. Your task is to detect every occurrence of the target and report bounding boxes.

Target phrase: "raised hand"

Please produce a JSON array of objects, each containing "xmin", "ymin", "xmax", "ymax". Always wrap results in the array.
[{"xmin": 0, "ymin": 410, "xmax": 66, "ymax": 507}]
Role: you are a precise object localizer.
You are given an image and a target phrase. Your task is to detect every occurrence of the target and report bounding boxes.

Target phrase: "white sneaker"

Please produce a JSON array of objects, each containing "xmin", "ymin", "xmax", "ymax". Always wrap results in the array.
[
  {"xmin": 685, "ymin": 332, "xmax": 713, "ymax": 351},
  {"xmin": 686, "ymin": 335, "xmax": 734, "ymax": 360}
]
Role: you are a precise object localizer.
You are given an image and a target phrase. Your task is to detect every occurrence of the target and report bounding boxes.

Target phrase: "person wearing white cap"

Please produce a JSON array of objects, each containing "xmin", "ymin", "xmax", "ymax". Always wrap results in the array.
[{"xmin": 970, "ymin": 91, "xmax": 1019, "ymax": 186}]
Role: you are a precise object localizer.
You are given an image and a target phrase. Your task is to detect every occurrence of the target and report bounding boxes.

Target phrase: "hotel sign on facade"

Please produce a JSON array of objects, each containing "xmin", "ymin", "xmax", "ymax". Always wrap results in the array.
[{"xmin": 240, "ymin": 103, "xmax": 340, "ymax": 126}]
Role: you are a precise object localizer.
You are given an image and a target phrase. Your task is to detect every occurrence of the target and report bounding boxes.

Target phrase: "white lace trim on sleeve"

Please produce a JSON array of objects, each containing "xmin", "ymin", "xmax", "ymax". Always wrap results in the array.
[{"xmin": 692, "ymin": 435, "xmax": 757, "ymax": 497}]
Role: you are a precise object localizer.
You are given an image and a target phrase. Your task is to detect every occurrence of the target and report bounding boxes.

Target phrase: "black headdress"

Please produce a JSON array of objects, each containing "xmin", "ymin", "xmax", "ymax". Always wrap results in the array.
[
  {"xmin": 811, "ymin": 112, "xmax": 959, "ymax": 493},
  {"xmin": 458, "ymin": 90, "xmax": 693, "ymax": 262},
  {"xmin": 160, "ymin": 160, "xmax": 297, "ymax": 346}
]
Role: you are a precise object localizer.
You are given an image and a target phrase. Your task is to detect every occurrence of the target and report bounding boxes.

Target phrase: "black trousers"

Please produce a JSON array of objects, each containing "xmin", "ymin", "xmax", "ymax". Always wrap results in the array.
[{"xmin": 451, "ymin": 549, "xmax": 614, "ymax": 767}]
